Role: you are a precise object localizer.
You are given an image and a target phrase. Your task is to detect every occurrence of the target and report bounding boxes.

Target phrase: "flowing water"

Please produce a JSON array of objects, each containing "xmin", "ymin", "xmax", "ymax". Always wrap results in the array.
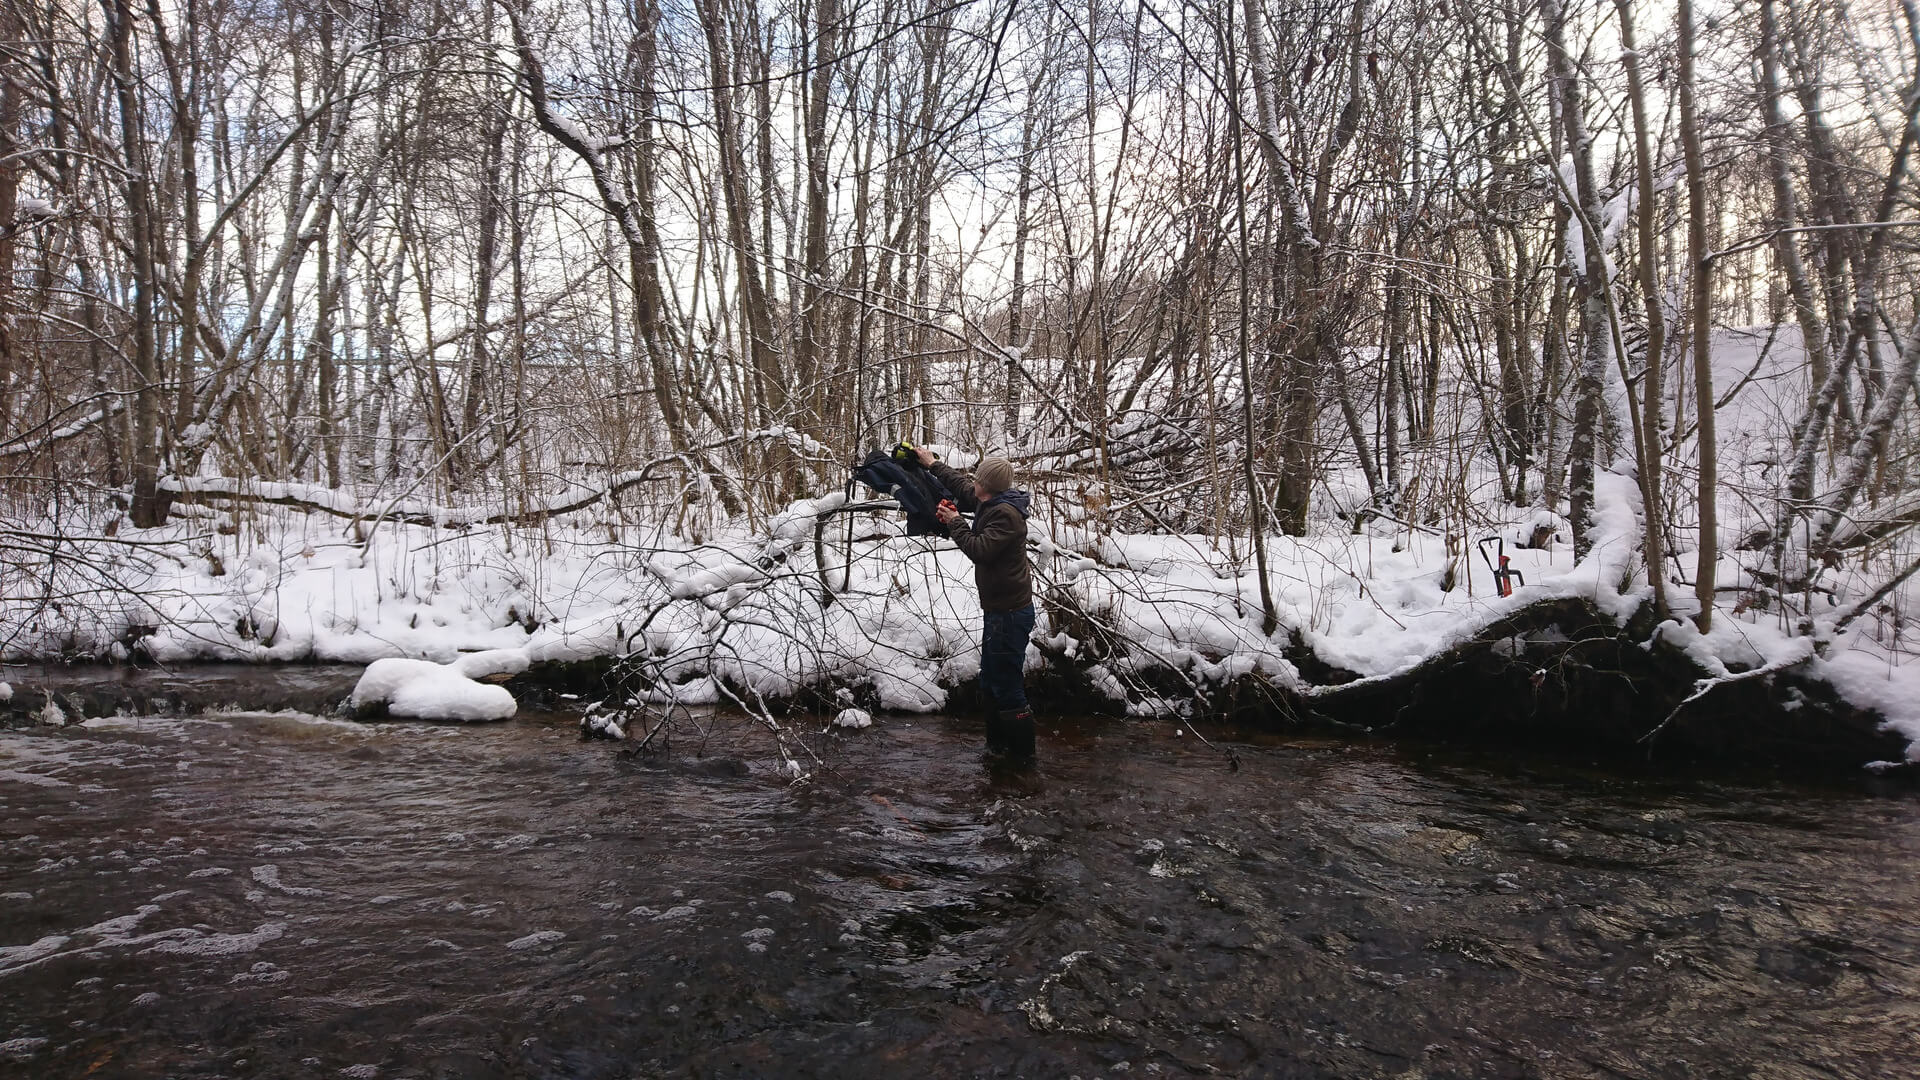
[{"xmin": 2, "ymin": 667, "xmax": 1917, "ymax": 1078}]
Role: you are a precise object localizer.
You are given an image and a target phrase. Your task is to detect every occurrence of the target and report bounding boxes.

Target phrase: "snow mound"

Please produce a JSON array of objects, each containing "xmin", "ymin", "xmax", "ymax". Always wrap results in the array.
[
  {"xmin": 832, "ymin": 708, "xmax": 873, "ymax": 729},
  {"xmin": 350, "ymin": 656, "xmax": 519, "ymax": 721}
]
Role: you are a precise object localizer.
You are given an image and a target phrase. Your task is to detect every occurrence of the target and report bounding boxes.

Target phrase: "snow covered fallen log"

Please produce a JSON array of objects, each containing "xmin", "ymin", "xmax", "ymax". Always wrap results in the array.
[
  {"xmin": 162, "ymin": 473, "xmax": 670, "ymax": 529},
  {"xmin": 160, "ymin": 433, "xmax": 831, "ymax": 530},
  {"xmin": 1283, "ymin": 596, "xmax": 1908, "ymax": 769}
]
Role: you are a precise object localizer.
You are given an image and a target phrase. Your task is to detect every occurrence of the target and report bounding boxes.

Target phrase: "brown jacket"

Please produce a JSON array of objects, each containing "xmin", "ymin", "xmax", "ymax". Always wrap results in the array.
[{"xmin": 930, "ymin": 461, "xmax": 1032, "ymax": 612}]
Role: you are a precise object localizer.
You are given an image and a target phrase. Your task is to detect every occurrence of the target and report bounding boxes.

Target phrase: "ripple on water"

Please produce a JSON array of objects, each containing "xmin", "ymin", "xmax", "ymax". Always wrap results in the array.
[{"xmin": 1, "ymin": 712, "xmax": 1917, "ymax": 1078}]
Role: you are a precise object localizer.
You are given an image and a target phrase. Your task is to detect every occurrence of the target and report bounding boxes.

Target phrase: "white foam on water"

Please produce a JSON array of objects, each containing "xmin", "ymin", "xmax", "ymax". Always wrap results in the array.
[
  {"xmin": 251, "ymin": 865, "xmax": 326, "ymax": 898},
  {"xmin": 506, "ymin": 930, "xmax": 564, "ymax": 951}
]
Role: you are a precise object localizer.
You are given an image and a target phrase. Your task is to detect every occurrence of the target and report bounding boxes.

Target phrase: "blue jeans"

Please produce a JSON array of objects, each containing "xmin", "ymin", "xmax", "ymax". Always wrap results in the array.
[{"xmin": 980, "ymin": 605, "xmax": 1035, "ymax": 712}]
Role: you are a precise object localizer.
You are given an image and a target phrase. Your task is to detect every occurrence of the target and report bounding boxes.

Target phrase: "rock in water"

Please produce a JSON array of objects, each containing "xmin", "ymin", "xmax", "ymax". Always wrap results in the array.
[
  {"xmin": 349, "ymin": 657, "xmax": 517, "ymax": 721},
  {"xmin": 832, "ymin": 708, "xmax": 873, "ymax": 730}
]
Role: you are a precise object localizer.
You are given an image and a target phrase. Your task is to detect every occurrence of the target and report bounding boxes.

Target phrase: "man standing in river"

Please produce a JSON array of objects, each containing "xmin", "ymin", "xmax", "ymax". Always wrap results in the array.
[{"xmin": 917, "ymin": 447, "xmax": 1036, "ymax": 762}]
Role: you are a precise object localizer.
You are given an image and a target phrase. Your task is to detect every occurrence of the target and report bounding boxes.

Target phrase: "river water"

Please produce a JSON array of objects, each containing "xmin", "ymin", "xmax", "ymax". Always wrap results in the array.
[{"xmin": 2, "ymin": 669, "xmax": 1917, "ymax": 1078}]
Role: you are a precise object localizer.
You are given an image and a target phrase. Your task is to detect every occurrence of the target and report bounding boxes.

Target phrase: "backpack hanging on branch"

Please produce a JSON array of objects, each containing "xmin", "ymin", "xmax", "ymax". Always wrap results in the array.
[{"xmin": 851, "ymin": 443, "xmax": 954, "ymax": 536}]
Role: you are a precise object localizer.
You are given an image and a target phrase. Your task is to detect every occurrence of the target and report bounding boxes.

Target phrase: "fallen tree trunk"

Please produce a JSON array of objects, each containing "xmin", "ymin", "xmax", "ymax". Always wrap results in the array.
[
  {"xmin": 159, "ymin": 430, "xmax": 828, "ymax": 529},
  {"xmin": 913, "ymin": 577, "xmax": 1904, "ymax": 773},
  {"xmin": 162, "ymin": 471, "xmax": 672, "ymax": 528},
  {"xmin": 1254, "ymin": 597, "xmax": 1901, "ymax": 773}
]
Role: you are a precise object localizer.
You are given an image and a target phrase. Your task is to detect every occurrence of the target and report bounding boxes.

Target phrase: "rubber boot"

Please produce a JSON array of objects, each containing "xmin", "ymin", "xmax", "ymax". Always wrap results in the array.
[
  {"xmin": 984, "ymin": 704, "xmax": 1012, "ymax": 756},
  {"xmin": 999, "ymin": 709, "xmax": 1036, "ymax": 763},
  {"xmin": 983, "ymin": 710, "xmax": 1042, "ymax": 795}
]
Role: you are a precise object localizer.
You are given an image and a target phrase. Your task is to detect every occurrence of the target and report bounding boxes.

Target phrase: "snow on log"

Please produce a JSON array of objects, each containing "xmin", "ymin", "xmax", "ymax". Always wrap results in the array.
[
  {"xmin": 451, "ymin": 649, "xmax": 532, "ymax": 681},
  {"xmin": 162, "ymin": 473, "xmax": 663, "ymax": 528},
  {"xmin": 653, "ymin": 554, "xmax": 767, "ymax": 602},
  {"xmin": 768, "ymin": 492, "xmax": 851, "ymax": 541}
]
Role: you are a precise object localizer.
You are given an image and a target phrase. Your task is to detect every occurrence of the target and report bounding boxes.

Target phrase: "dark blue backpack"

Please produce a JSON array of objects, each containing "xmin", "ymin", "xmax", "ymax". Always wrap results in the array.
[{"xmin": 852, "ymin": 450, "xmax": 954, "ymax": 535}]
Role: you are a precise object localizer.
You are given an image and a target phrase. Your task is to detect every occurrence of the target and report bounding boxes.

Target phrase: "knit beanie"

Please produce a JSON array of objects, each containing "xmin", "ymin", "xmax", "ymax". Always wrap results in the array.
[{"xmin": 975, "ymin": 456, "xmax": 1014, "ymax": 495}]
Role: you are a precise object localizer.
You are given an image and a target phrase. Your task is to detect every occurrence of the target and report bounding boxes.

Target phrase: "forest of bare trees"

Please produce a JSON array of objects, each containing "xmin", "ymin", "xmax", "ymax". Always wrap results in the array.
[{"xmin": 2, "ymin": 0, "xmax": 1918, "ymax": 643}]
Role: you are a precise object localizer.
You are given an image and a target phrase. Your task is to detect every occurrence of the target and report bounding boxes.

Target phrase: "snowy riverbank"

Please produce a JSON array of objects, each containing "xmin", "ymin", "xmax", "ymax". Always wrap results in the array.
[{"xmin": 4, "ymin": 464, "xmax": 1918, "ymax": 768}]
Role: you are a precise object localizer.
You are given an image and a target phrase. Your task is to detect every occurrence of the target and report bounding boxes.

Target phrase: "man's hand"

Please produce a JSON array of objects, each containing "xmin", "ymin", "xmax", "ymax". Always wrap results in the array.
[
  {"xmin": 935, "ymin": 499, "xmax": 960, "ymax": 526},
  {"xmin": 915, "ymin": 446, "xmax": 936, "ymax": 467}
]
